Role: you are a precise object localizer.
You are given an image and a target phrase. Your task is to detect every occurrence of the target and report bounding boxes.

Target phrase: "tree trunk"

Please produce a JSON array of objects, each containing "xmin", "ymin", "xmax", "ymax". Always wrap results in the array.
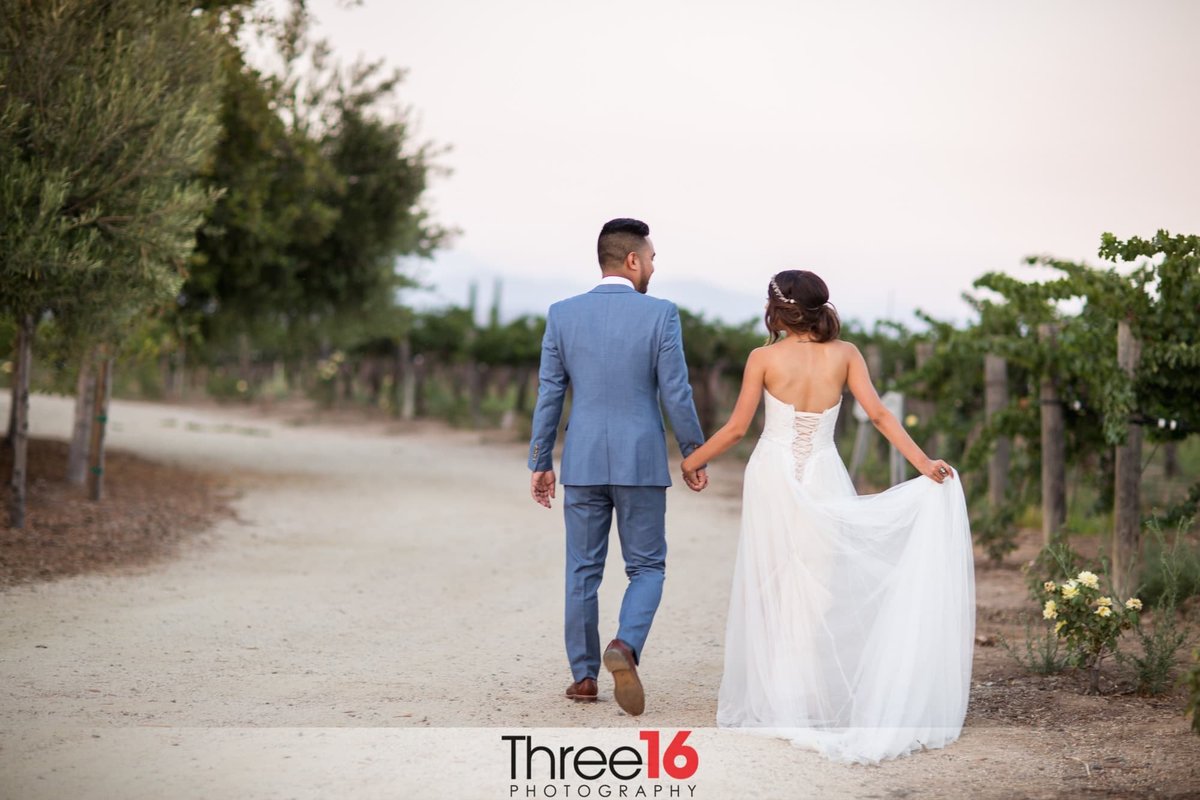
[
  {"xmin": 367, "ymin": 358, "xmax": 384, "ymax": 407},
  {"xmin": 1113, "ymin": 321, "xmax": 1143, "ymax": 597},
  {"xmin": 834, "ymin": 386, "xmax": 853, "ymax": 443},
  {"xmin": 450, "ymin": 362, "xmax": 465, "ymax": 405},
  {"xmin": 4, "ymin": 371, "xmax": 17, "ymax": 450},
  {"xmin": 889, "ymin": 393, "xmax": 907, "ymax": 486},
  {"xmin": 393, "ymin": 338, "xmax": 415, "ymax": 420},
  {"xmin": 1039, "ymin": 323, "xmax": 1067, "ymax": 545},
  {"xmin": 705, "ymin": 363, "xmax": 725, "ymax": 438},
  {"xmin": 87, "ymin": 350, "xmax": 114, "ymax": 502},
  {"xmin": 985, "ymin": 353, "xmax": 1010, "ymax": 510},
  {"xmin": 1163, "ymin": 441, "xmax": 1179, "ymax": 480},
  {"xmin": 401, "ymin": 349, "xmax": 417, "ymax": 421},
  {"xmin": 237, "ymin": 331, "xmax": 251, "ymax": 383},
  {"xmin": 413, "ymin": 355, "xmax": 427, "ymax": 418},
  {"xmin": 67, "ymin": 351, "xmax": 97, "ymax": 486},
  {"xmin": 514, "ymin": 366, "xmax": 532, "ymax": 417},
  {"xmin": 342, "ymin": 362, "xmax": 355, "ymax": 405},
  {"xmin": 690, "ymin": 371, "xmax": 715, "ymax": 437},
  {"xmin": 173, "ymin": 339, "xmax": 187, "ymax": 401},
  {"xmin": 7, "ymin": 313, "xmax": 34, "ymax": 528},
  {"xmin": 469, "ymin": 363, "xmax": 487, "ymax": 428},
  {"xmin": 500, "ymin": 367, "xmax": 520, "ymax": 432}
]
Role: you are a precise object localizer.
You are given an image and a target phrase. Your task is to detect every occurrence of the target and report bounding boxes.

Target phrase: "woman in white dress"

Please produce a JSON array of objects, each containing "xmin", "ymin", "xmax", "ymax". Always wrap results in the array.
[{"xmin": 680, "ymin": 270, "xmax": 975, "ymax": 765}]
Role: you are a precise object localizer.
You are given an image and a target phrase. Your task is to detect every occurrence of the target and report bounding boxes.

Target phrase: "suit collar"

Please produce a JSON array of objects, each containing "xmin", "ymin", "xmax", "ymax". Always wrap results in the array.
[
  {"xmin": 589, "ymin": 284, "xmax": 637, "ymax": 294},
  {"xmin": 597, "ymin": 275, "xmax": 635, "ymax": 289}
]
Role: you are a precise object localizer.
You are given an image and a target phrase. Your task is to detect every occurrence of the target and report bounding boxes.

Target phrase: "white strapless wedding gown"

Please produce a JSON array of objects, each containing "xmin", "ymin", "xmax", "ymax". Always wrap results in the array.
[{"xmin": 716, "ymin": 389, "xmax": 975, "ymax": 765}]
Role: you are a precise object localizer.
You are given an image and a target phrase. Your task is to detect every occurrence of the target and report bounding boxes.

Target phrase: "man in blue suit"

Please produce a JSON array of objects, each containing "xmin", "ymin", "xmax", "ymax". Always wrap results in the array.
[{"xmin": 528, "ymin": 218, "xmax": 707, "ymax": 716}]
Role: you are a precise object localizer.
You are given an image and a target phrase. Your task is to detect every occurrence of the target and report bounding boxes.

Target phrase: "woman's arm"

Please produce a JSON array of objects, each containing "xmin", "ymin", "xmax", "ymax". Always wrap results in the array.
[
  {"xmin": 681, "ymin": 348, "xmax": 767, "ymax": 476},
  {"xmin": 845, "ymin": 342, "xmax": 955, "ymax": 483}
]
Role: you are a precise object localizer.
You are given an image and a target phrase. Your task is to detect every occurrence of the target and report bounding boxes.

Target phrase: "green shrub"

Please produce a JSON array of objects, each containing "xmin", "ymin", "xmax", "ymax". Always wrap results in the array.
[
  {"xmin": 1185, "ymin": 649, "xmax": 1200, "ymax": 735},
  {"xmin": 206, "ymin": 371, "xmax": 252, "ymax": 402},
  {"xmin": 1000, "ymin": 618, "xmax": 1069, "ymax": 675},
  {"xmin": 1136, "ymin": 517, "xmax": 1200, "ymax": 609},
  {"xmin": 1038, "ymin": 568, "xmax": 1142, "ymax": 693},
  {"xmin": 1122, "ymin": 516, "xmax": 1196, "ymax": 695},
  {"xmin": 1023, "ymin": 538, "xmax": 1084, "ymax": 601},
  {"xmin": 1122, "ymin": 611, "xmax": 1188, "ymax": 696}
]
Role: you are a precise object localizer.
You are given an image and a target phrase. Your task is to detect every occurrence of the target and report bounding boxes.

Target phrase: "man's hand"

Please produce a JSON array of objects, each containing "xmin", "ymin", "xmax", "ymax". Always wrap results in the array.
[
  {"xmin": 682, "ymin": 466, "xmax": 708, "ymax": 492},
  {"xmin": 531, "ymin": 470, "xmax": 557, "ymax": 508}
]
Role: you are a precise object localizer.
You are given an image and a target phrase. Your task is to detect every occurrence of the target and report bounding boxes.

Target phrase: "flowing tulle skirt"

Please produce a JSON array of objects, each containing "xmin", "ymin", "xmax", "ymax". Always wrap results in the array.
[{"xmin": 716, "ymin": 435, "xmax": 976, "ymax": 765}]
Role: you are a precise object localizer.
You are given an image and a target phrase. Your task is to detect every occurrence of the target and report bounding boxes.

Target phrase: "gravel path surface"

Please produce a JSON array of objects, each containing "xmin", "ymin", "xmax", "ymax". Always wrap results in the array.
[{"xmin": 1, "ymin": 394, "xmax": 1194, "ymax": 799}]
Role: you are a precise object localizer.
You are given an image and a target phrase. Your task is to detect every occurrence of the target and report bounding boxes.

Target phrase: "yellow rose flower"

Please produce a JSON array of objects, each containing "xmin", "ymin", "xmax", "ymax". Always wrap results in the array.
[
  {"xmin": 1096, "ymin": 596, "xmax": 1113, "ymax": 607},
  {"xmin": 1054, "ymin": 620, "xmax": 1066, "ymax": 634},
  {"xmin": 904, "ymin": 414, "xmax": 919, "ymax": 427},
  {"xmin": 1043, "ymin": 581, "xmax": 1057, "ymax": 593},
  {"xmin": 1125, "ymin": 598, "xmax": 1143, "ymax": 611},
  {"xmin": 1095, "ymin": 605, "xmax": 1112, "ymax": 618},
  {"xmin": 1061, "ymin": 584, "xmax": 1080, "ymax": 600},
  {"xmin": 1043, "ymin": 599, "xmax": 1058, "ymax": 619},
  {"xmin": 1077, "ymin": 571, "xmax": 1100, "ymax": 589}
]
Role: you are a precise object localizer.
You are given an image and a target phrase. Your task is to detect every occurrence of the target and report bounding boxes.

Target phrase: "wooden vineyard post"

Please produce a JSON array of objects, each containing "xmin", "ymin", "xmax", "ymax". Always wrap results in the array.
[
  {"xmin": 889, "ymin": 391, "xmax": 907, "ymax": 486},
  {"xmin": 1038, "ymin": 323, "xmax": 1066, "ymax": 545},
  {"xmin": 914, "ymin": 342, "xmax": 942, "ymax": 461},
  {"xmin": 984, "ymin": 354, "xmax": 1010, "ymax": 510},
  {"xmin": 1113, "ymin": 320, "xmax": 1143, "ymax": 597},
  {"xmin": 394, "ymin": 335, "xmax": 417, "ymax": 421}
]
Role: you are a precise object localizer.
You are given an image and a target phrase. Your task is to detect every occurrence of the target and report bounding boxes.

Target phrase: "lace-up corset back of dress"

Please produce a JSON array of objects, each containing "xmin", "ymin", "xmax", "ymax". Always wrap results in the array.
[{"xmin": 761, "ymin": 389, "xmax": 841, "ymax": 481}]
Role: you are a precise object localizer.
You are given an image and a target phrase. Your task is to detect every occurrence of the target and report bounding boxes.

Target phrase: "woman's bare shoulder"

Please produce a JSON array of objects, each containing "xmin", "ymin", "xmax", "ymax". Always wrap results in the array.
[
  {"xmin": 833, "ymin": 339, "xmax": 861, "ymax": 359},
  {"xmin": 746, "ymin": 345, "xmax": 772, "ymax": 364}
]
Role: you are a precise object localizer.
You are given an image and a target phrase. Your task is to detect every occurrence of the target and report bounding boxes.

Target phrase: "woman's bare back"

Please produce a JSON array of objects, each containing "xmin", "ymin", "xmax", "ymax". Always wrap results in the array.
[{"xmin": 759, "ymin": 336, "xmax": 850, "ymax": 414}]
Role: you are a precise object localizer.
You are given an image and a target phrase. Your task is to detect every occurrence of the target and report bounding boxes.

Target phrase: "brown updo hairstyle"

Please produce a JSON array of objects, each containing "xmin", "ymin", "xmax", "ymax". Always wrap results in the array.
[{"xmin": 764, "ymin": 269, "xmax": 841, "ymax": 344}]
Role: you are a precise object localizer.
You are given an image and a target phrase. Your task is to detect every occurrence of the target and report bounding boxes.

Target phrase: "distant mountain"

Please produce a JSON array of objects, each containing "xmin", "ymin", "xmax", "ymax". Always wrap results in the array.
[
  {"xmin": 398, "ymin": 250, "xmax": 766, "ymax": 326},
  {"xmin": 396, "ymin": 250, "xmax": 949, "ymax": 330}
]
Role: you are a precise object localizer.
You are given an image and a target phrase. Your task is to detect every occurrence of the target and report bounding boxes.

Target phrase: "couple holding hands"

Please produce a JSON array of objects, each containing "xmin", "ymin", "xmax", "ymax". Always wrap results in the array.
[{"xmin": 527, "ymin": 218, "xmax": 973, "ymax": 765}]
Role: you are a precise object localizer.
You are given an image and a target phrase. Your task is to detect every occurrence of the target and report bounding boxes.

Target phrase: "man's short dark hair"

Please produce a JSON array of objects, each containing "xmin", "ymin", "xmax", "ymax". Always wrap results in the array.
[{"xmin": 597, "ymin": 218, "xmax": 650, "ymax": 270}]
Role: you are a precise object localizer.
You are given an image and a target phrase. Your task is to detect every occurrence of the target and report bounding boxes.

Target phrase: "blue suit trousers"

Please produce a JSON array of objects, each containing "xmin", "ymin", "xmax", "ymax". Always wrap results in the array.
[{"xmin": 563, "ymin": 484, "xmax": 667, "ymax": 682}]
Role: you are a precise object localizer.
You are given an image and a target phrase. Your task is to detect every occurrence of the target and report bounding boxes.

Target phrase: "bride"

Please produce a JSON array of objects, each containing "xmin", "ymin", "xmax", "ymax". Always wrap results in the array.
[{"xmin": 680, "ymin": 269, "xmax": 975, "ymax": 765}]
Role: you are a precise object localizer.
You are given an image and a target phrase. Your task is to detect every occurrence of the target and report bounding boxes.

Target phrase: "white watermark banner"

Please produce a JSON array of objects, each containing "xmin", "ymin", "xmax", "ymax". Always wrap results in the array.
[
  {"xmin": 3, "ymin": 723, "xmax": 1023, "ymax": 799},
  {"xmin": 0, "ymin": 725, "xmax": 877, "ymax": 799}
]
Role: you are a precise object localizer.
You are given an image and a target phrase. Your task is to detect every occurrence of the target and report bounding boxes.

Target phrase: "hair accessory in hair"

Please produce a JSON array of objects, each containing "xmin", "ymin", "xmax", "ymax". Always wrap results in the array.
[{"xmin": 770, "ymin": 277, "xmax": 797, "ymax": 304}]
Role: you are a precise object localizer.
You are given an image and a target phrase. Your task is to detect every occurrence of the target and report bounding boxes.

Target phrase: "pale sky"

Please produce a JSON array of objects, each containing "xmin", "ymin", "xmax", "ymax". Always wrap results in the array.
[{"xmin": 269, "ymin": 0, "xmax": 1200, "ymax": 326}]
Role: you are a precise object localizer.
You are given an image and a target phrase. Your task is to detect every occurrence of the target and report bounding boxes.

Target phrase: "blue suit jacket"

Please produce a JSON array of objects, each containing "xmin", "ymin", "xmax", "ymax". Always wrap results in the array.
[{"xmin": 527, "ymin": 283, "xmax": 705, "ymax": 487}]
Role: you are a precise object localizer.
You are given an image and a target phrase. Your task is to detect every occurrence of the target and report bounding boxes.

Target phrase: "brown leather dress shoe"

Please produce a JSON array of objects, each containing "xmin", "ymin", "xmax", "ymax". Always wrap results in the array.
[
  {"xmin": 603, "ymin": 638, "xmax": 645, "ymax": 716},
  {"xmin": 566, "ymin": 676, "xmax": 598, "ymax": 702}
]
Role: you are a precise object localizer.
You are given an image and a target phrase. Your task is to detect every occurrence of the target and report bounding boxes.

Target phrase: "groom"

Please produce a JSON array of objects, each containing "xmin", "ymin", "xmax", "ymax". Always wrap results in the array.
[{"xmin": 528, "ymin": 218, "xmax": 707, "ymax": 716}]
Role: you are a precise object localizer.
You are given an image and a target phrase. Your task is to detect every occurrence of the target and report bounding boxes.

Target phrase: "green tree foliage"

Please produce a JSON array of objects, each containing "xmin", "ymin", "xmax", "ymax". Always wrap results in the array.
[
  {"xmin": 1, "ymin": 0, "xmax": 225, "ymax": 522},
  {"xmin": 410, "ymin": 307, "xmax": 476, "ymax": 365},
  {"xmin": 176, "ymin": 0, "xmax": 451, "ymax": 379},
  {"xmin": 678, "ymin": 309, "xmax": 760, "ymax": 435},
  {"xmin": 1, "ymin": 0, "xmax": 223, "ymax": 328},
  {"xmin": 181, "ymin": 42, "xmax": 339, "ymax": 347},
  {"xmin": 471, "ymin": 316, "xmax": 545, "ymax": 370}
]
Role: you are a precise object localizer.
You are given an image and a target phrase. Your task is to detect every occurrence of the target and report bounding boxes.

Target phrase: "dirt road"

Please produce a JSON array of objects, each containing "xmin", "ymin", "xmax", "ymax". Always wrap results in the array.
[{"xmin": 0, "ymin": 394, "xmax": 1192, "ymax": 798}]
